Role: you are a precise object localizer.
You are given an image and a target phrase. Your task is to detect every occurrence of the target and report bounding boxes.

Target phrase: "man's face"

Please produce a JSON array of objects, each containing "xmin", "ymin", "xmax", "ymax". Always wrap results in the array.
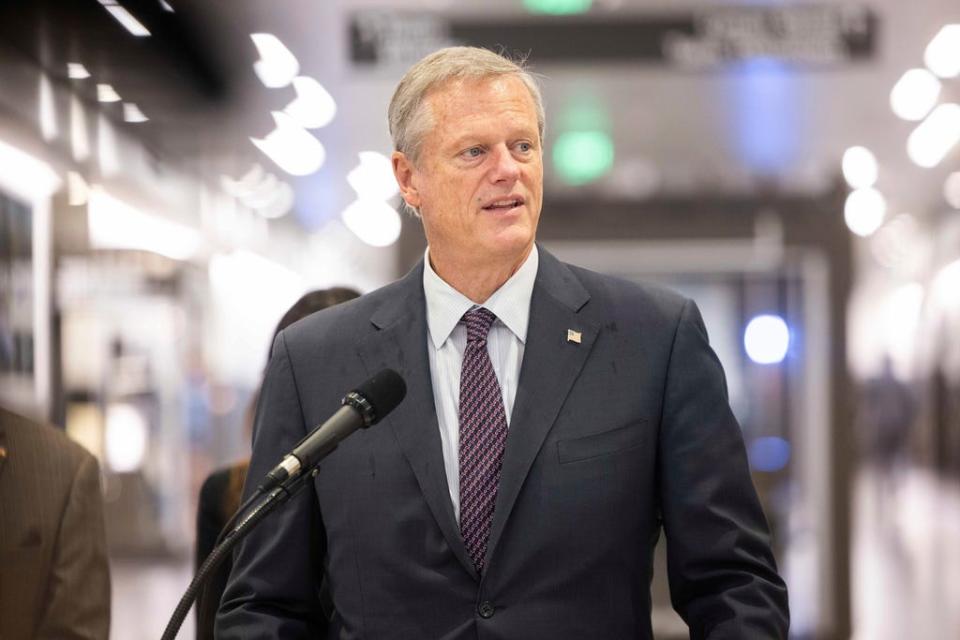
[{"xmin": 393, "ymin": 75, "xmax": 544, "ymax": 268}]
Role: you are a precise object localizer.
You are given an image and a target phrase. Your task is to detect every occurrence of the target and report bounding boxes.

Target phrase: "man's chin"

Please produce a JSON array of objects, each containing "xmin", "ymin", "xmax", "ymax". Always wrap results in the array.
[{"xmin": 480, "ymin": 233, "xmax": 535, "ymax": 262}]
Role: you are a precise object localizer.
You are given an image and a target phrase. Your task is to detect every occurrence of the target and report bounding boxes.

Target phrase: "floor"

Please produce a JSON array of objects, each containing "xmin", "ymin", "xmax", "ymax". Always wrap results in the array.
[{"xmin": 850, "ymin": 465, "xmax": 960, "ymax": 640}]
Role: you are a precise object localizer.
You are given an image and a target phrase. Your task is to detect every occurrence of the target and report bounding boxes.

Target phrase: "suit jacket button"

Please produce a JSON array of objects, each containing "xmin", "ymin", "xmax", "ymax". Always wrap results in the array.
[{"xmin": 478, "ymin": 601, "xmax": 495, "ymax": 619}]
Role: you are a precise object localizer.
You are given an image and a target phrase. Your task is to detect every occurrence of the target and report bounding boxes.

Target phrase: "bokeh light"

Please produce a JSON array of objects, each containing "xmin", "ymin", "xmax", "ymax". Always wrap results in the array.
[{"xmin": 744, "ymin": 314, "xmax": 790, "ymax": 364}]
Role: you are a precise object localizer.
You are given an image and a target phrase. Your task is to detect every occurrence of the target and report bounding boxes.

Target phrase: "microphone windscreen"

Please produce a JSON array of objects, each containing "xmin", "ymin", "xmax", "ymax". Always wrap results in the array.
[{"xmin": 353, "ymin": 369, "xmax": 406, "ymax": 424}]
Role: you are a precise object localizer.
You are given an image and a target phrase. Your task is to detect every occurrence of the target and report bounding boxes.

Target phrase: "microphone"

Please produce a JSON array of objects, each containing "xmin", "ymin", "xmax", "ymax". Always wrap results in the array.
[{"xmin": 259, "ymin": 368, "xmax": 406, "ymax": 492}]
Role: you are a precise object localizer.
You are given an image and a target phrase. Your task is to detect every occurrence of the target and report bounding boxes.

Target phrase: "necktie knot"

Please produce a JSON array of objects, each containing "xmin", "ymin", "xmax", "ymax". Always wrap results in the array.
[{"xmin": 461, "ymin": 307, "xmax": 497, "ymax": 345}]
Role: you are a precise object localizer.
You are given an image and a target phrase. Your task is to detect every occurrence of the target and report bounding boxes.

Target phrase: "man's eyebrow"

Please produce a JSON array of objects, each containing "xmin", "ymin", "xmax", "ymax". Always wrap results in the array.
[
  {"xmin": 447, "ymin": 128, "xmax": 538, "ymax": 151},
  {"xmin": 447, "ymin": 134, "xmax": 480, "ymax": 150}
]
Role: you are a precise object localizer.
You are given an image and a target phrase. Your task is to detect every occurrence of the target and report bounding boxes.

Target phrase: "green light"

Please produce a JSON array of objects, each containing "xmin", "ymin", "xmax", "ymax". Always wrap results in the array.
[
  {"xmin": 523, "ymin": 0, "xmax": 592, "ymax": 16},
  {"xmin": 552, "ymin": 131, "xmax": 614, "ymax": 186}
]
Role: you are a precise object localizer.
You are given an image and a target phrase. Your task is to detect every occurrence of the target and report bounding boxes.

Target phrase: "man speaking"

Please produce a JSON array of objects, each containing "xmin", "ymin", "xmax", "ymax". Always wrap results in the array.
[{"xmin": 218, "ymin": 47, "xmax": 789, "ymax": 639}]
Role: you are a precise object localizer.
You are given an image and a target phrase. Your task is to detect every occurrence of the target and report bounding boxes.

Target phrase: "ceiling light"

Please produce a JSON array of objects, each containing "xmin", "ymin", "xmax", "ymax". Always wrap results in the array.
[
  {"xmin": 743, "ymin": 314, "xmax": 790, "ymax": 364},
  {"xmin": 88, "ymin": 186, "xmax": 203, "ymax": 260},
  {"xmin": 889, "ymin": 68, "xmax": 941, "ymax": 121},
  {"xmin": 67, "ymin": 172, "xmax": 89, "ymax": 206},
  {"xmin": 945, "ymin": 172, "xmax": 960, "ymax": 209},
  {"xmin": 0, "ymin": 139, "xmax": 62, "ymax": 198},
  {"xmin": 105, "ymin": 403, "xmax": 149, "ymax": 472},
  {"xmin": 123, "ymin": 103, "xmax": 148, "ymax": 123},
  {"xmin": 97, "ymin": 83, "xmax": 121, "ymax": 102},
  {"xmin": 924, "ymin": 24, "xmax": 960, "ymax": 78},
  {"xmin": 67, "ymin": 62, "xmax": 90, "ymax": 80},
  {"xmin": 341, "ymin": 199, "xmax": 402, "ymax": 247},
  {"xmin": 97, "ymin": 114, "xmax": 120, "ymax": 176},
  {"xmin": 284, "ymin": 76, "xmax": 336, "ymax": 129},
  {"xmin": 844, "ymin": 187, "xmax": 886, "ymax": 236},
  {"xmin": 158, "ymin": 0, "xmax": 174, "ymax": 12},
  {"xmin": 907, "ymin": 103, "xmax": 960, "ymax": 168},
  {"xmin": 931, "ymin": 259, "xmax": 960, "ymax": 317},
  {"xmin": 347, "ymin": 152, "xmax": 399, "ymax": 201},
  {"xmin": 70, "ymin": 96, "xmax": 89, "ymax": 161},
  {"xmin": 841, "ymin": 145, "xmax": 878, "ymax": 189},
  {"xmin": 250, "ymin": 111, "xmax": 325, "ymax": 176},
  {"xmin": 251, "ymin": 33, "xmax": 299, "ymax": 88},
  {"xmin": 880, "ymin": 284, "xmax": 925, "ymax": 378},
  {"xmin": 39, "ymin": 74, "xmax": 57, "ymax": 142},
  {"xmin": 99, "ymin": 1, "xmax": 151, "ymax": 37}
]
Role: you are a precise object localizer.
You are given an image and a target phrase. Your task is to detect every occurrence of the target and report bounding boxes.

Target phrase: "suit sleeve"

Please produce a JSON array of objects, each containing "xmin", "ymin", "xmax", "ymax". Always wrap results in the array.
[
  {"xmin": 216, "ymin": 331, "xmax": 329, "ymax": 638},
  {"xmin": 34, "ymin": 453, "xmax": 111, "ymax": 640},
  {"xmin": 658, "ymin": 299, "xmax": 789, "ymax": 639}
]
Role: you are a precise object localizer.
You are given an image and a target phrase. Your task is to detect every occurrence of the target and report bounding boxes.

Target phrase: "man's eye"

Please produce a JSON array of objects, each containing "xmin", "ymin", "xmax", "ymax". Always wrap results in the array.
[
  {"xmin": 463, "ymin": 147, "xmax": 483, "ymax": 158},
  {"xmin": 517, "ymin": 142, "xmax": 532, "ymax": 152}
]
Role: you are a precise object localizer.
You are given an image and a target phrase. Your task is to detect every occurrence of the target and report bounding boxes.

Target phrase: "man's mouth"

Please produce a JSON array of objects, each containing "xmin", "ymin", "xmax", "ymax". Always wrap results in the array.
[{"xmin": 481, "ymin": 197, "xmax": 524, "ymax": 211}]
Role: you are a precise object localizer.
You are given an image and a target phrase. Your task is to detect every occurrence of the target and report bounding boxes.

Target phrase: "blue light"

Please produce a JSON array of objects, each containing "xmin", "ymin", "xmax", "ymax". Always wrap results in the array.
[
  {"xmin": 748, "ymin": 436, "xmax": 791, "ymax": 472},
  {"xmin": 723, "ymin": 58, "xmax": 801, "ymax": 175},
  {"xmin": 744, "ymin": 314, "xmax": 790, "ymax": 364}
]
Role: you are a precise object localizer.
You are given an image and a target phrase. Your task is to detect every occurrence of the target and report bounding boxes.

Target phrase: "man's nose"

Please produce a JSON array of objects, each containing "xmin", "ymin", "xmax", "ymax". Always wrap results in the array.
[{"xmin": 489, "ymin": 145, "xmax": 521, "ymax": 182}]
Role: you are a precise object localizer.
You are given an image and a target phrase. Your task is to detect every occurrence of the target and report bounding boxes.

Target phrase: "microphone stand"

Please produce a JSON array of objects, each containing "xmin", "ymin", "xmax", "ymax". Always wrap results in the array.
[{"xmin": 159, "ymin": 466, "xmax": 319, "ymax": 640}]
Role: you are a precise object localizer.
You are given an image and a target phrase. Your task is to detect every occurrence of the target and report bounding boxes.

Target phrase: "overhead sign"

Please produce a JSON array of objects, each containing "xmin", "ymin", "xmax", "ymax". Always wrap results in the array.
[{"xmin": 349, "ymin": 5, "xmax": 876, "ymax": 69}]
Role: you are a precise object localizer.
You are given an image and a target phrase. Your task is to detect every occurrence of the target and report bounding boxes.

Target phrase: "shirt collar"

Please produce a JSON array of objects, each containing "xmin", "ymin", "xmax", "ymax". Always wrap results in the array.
[{"xmin": 423, "ymin": 245, "xmax": 539, "ymax": 350}]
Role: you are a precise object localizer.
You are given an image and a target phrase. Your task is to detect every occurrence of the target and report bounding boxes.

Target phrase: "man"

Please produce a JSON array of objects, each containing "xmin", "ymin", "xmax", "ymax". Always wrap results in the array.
[
  {"xmin": 0, "ymin": 405, "xmax": 111, "ymax": 639},
  {"xmin": 218, "ymin": 47, "xmax": 788, "ymax": 638}
]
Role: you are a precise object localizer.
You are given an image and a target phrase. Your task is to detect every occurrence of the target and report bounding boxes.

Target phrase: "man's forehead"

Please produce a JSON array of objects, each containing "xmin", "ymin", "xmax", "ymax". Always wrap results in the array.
[{"xmin": 425, "ymin": 75, "xmax": 530, "ymax": 107}]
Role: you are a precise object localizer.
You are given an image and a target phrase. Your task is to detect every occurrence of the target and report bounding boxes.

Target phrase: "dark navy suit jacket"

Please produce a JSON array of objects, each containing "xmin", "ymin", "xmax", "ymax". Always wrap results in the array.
[{"xmin": 217, "ymin": 247, "xmax": 789, "ymax": 639}]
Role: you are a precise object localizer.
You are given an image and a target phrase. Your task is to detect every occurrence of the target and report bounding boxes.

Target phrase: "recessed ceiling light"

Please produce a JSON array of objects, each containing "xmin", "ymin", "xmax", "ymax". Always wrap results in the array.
[
  {"xmin": 39, "ymin": 74, "xmax": 57, "ymax": 142},
  {"xmin": 841, "ymin": 146, "xmax": 878, "ymax": 189},
  {"xmin": 907, "ymin": 103, "xmax": 960, "ymax": 168},
  {"xmin": 67, "ymin": 62, "xmax": 91, "ymax": 79},
  {"xmin": 98, "ymin": 0, "xmax": 151, "ymax": 37},
  {"xmin": 925, "ymin": 24, "xmax": 960, "ymax": 78},
  {"xmin": 97, "ymin": 83, "xmax": 121, "ymax": 102},
  {"xmin": 123, "ymin": 103, "xmax": 148, "ymax": 123},
  {"xmin": 250, "ymin": 33, "xmax": 299, "ymax": 88},
  {"xmin": 844, "ymin": 188, "xmax": 886, "ymax": 237},
  {"xmin": 889, "ymin": 68, "xmax": 941, "ymax": 121}
]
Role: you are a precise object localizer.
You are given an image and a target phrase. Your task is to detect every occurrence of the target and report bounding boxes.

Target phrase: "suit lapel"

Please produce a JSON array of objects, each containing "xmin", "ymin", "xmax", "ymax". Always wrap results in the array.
[
  {"xmin": 356, "ymin": 262, "xmax": 479, "ymax": 580},
  {"xmin": 485, "ymin": 249, "xmax": 599, "ymax": 569}
]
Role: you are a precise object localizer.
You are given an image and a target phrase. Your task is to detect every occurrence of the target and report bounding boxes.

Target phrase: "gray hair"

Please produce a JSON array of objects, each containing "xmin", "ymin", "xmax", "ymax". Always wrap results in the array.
[{"xmin": 388, "ymin": 46, "xmax": 545, "ymax": 167}]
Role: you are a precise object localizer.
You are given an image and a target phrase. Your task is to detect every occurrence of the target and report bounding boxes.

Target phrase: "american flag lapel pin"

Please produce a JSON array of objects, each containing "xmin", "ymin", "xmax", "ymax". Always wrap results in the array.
[{"xmin": 566, "ymin": 329, "xmax": 582, "ymax": 344}]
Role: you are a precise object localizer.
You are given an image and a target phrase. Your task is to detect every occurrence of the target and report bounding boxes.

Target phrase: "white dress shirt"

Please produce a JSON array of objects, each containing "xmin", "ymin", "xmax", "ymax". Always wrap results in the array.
[{"xmin": 423, "ymin": 245, "xmax": 539, "ymax": 522}]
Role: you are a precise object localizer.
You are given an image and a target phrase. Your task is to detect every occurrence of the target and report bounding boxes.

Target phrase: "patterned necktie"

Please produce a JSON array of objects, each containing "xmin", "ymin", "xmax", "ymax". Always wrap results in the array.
[{"xmin": 458, "ymin": 307, "xmax": 508, "ymax": 574}]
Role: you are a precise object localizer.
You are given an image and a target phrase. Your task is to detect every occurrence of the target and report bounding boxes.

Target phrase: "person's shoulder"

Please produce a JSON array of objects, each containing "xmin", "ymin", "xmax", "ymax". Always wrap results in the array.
[
  {"xmin": 0, "ymin": 405, "xmax": 95, "ymax": 470},
  {"xmin": 556, "ymin": 258, "xmax": 689, "ymax": 320}
]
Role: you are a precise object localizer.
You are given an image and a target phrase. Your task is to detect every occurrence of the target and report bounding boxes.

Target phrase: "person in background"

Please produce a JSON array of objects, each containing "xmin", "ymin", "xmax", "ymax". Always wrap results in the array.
[
  {"xmin": 0, "ymin": 405, "xmax": 111, "ymax": 640},
  {"xmin": 194, "ymin": 286, "xmax": 360, "ymax": 640},
  {"xmin": 219, "ymin": 46, "xmax": 788, "ymax": 639}
]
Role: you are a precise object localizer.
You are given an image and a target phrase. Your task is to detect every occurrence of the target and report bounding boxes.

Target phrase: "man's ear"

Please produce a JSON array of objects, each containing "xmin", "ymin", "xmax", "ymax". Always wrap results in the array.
[{"xmin": 392, "ymin": 151, "xmax": 422, "ymax": 210}]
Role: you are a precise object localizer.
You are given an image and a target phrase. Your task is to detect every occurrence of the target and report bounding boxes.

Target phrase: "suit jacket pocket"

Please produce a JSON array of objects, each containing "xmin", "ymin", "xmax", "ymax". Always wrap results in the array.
[{"xmin": 557, "ymin": 421, "xmax": 648, "ymax": 464}]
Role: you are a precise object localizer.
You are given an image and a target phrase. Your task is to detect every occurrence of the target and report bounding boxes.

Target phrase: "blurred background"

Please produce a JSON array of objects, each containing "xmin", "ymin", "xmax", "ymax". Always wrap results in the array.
[{"xmin": 1, "ymin": 0, "xmax": 958, "ymax": 638}]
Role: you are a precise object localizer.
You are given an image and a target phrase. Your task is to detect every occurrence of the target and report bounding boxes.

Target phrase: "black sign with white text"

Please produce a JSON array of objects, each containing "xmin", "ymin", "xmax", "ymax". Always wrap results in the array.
[{"xmin": 349, "ymin": 5, "xmax": 876, "ymax": 69}]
